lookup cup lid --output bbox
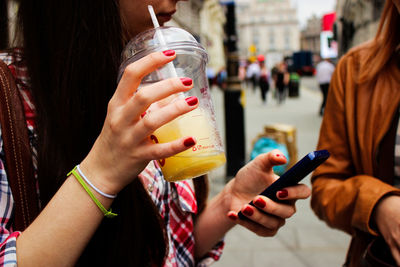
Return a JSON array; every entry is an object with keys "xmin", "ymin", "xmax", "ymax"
[{"xmin": 121, "ymin": 26, "xmax": 207, "ymax": 63}]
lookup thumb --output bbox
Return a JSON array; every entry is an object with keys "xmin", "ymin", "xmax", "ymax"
[{"xmin": 252, "ymin": 149, "xmax": 287, "ymax": 172}]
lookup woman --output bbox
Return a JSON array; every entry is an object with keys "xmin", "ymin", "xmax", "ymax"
[
  {"xmin": 274, "ymin": 62, "xmax": 289, "ymax": 104},
  {"xmin": 0, "ymin": 0, "xmax": 310, "ymax": 266},
  {"xmin": 311, "ymin": 0, "xmax": 400, "ymax": 266}
]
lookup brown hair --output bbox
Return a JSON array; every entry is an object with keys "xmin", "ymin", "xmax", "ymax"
[
  {"xmin": 358, "ymin": 1, "xmax": 400, "ymax": 84},
  {"xmin": 15, "ymin": 0, "xmax": 208, "ymax": 265}
]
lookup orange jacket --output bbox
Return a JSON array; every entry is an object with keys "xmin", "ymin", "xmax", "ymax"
[{"xmin": 311, "ymin": 43, "xmax": 400, "ymax": 266}]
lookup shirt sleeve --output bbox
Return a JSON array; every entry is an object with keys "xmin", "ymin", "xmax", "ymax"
[
  {"xmin": 196, "ymin": 240, "xmax": 225, "ymax": 267},
  {"xmin": 0, "ymin": 125, "xmax": 20, "ymax": 266}
]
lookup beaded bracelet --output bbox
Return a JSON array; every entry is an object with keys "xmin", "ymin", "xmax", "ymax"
[{"xmin": 68, "ymin": 166, "xmax": 117, "ymax": 218}]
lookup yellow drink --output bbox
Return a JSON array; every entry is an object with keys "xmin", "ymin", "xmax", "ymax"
[{"xmin": 152, "ymin": 108, "xmax": 226, "ymax": 182}]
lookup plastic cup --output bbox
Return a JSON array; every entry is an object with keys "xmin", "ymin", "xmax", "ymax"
[{"xmin": 118, "ymin": 26, "xmax": 226, "ymax": 182}]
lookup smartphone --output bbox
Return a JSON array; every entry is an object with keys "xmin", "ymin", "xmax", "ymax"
[{"xmin": 238, "ymin": 149, "xmax": 330, "ymax": 220}]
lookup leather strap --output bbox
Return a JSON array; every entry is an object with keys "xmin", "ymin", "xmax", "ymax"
[{"xmin": 0, "ymin": 59, "xmax": 39, "ymax": 230}]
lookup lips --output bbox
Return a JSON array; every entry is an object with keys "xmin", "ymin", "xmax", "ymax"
[{"xmin": 157, "ymin": 10, "xmax": 176, "ymax": 24}]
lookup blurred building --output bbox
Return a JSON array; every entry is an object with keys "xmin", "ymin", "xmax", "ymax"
[
  {"xmin": 236, "ymin": 0, "xmax": 300, "ymax": 70},
  {"xmin": 335, "ymin": 0, "xmax": 385, "ymax": 56},
  {"xmin": 170, "ymin": 0, "xmax": 226, "ymax": 74},
  {"xmin": 300, "ymin": 15, "xmax": 321, "ymax": 58},
  {"xmin": 169, "ymin": 0, "xmax": 204, "ymax": 40},
  {"xmin": 200, "ymin": 0, "xmax": 226, "ymax": 74}
]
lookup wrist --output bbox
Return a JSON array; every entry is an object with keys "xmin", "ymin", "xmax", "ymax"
[
  {"xmin": 370, "ymin": 193, "xmax": 400, "ymax": 234},
  {"xmin": 79, "ymin": 158, "xmax": 121, "ymax": 196},
  {"xmin": 76, "ymin": 165, "xmax": 117, "ymax": 199},
  {"xmin": 217, "ymin": 179, "xmax": 238, "ymax": 223}
]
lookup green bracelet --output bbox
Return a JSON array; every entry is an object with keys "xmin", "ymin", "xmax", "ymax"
[{"xmin": 68, "ymin": 166, "xmax": 117, "ymax": 218}]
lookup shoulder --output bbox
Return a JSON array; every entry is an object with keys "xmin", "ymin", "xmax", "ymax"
[{"xmin": 337, "ymin": 42, "xmax": 372, "ymax": 71}]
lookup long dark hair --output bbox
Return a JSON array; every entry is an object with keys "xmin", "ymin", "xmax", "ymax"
[{"xmin": 16, "ymin": 0, "xmax": 184, "ymax": 265}]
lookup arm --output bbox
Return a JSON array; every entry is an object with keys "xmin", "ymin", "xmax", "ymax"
[
  {"xmin": 194, "ymin": 150, "xmax": 310, "ymax": 258},
  {"xmin": 310, "ymin": 55, "xmax": 400, "ymax": 235},
  {"xmin": 15, "ymin": 51, "xmax": 200, "ymax": 266}
]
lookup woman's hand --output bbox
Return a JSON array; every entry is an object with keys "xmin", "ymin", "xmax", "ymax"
[
  {"xmin": 225, "ymin": 150, "xmax": 311, "ymax": 236},
  {"xmin": 80, "ymin": 51, "xmax": 198, "ymax": 195},
  {"xmin": 373, "ymin": 195, "xmax": 400, "ymax": 265}
]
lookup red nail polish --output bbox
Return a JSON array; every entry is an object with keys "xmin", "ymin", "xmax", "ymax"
[
  {"xmin": 140, "ymin": 111, "xmax": 146, "ymax": 118},
  {"xmin": 243, "ymin": 206, "xmax": 254, "ymax": 216},
  {"xmin": 276, "ymin": 154, "xmax": 281, "ymax": 157},
  {"xmin": 180, "ymin": 77, "xmax": 193, "ymax": 86},
  {"xmin": 254, "ymin": 198, "xmax": 266, "ymax": 209},
  {"xmin": 278, "ymin": 189, "xmax": 288, "ymax": 199},
  {"xmin": 163, "ymin": 50, "xmax": 175, "ymax": 56},
  {"xmin": 185, "ymin": 96, "xmax": 198, "ymax": 106},
  {"xmin": 228, "ymin": 213, "xmax": 238, "ymax": 220},
  {"xmin": 184, "ymin": 137, "xmax": 196, "ymax": 147}
]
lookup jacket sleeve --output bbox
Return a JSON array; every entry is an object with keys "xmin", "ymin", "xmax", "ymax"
[
  {"xmin": 0, "ymin": 126, "xmax": 20, "ymax": 266},
  {"xmin": 311, "ymin": 55, "xmax": 400, "ymax": 236}
]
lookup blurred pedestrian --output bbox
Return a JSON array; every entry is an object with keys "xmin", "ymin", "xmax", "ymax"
[
  {"xmin": 274, "ymin": 62, "xmax": 289, "ymax": 104},
  {"xmin": 207, "ymin": 66, "xmax": 216, "ymax": 89},
  {"xmin": 246, "ymin": 59, "xmax": 260, "ymax": 92},
  {"xmin": 315, "ymin": 58, "xmax": 335, "ymax": 116},
  {"xmin": 311, "ymin": 1, "xmax": 400, "ymax": 266},
  {"xmin": 257, "ymin": 55, "xmax": 270, "ymax": 105},
  {"xmin": 215, "ymin": 67, "xmax": 227, "ymax": 90}
]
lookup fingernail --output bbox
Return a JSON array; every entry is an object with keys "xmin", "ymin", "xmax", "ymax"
[
  {"xmin": 254, "ymin": 198, "xmax": 266, "ymax": 209},
  {"xmin": 184, "ymin": 137, "xmax": 196, "ymax": 147},
  {"xmin": 185, "ymin": 96, "xmax": 198, "ymax": 106},
  {"xmin": 163, "ymin": 50, "xmax": 175, "ymax": 56},
  {"xmin": 278, "ymin": 189, "xmax": 288, "ymax": 199},
  {"xmin": 180, "ymin": 77, "xmax": 193, "ymax": 86},
  {"xmin": 243, "ymin": 206, "xmax": 254, "ymax": 216},
  {"xmin": 276, "ymin": 154, "xmax": 281, "ymax": 157},
  {"xmin": 140, "ymin": 111, "xmax": 146, "ymax": 118},
  {"xmin": 228, "ymin": 213, "xmax": 238, "ymax": 221}
]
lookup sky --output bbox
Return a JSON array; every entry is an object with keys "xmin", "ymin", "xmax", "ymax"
[{"xmin": 290, "ymin": 0, "xmax": 336, "ymax": 28}]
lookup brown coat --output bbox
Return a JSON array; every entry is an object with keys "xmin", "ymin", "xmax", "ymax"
[{"xmin": 311, "ymin": 43, "xmax": 400, "ymax": 266}]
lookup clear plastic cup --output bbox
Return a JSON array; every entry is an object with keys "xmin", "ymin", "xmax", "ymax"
[{"xmin": 119, "ymin": 26, "xmax": 226, "ymax": 182}]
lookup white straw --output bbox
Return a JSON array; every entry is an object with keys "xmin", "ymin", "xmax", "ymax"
[
  {"xmin": 148, "ymin": 5, "xmax": 160, "ymax": 28},
  {"xmin": 147, "ymin": 5, "xmax": 178, "ymax": 78}
]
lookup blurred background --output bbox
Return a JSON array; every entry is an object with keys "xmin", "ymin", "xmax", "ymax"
[{"xmin": 0, "ymin": 0, "xmax": 385, "ymax": 266}]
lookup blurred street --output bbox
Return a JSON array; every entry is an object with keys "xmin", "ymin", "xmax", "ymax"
[{"xmin": 208, "ymin": 76, "xmax": 351, "ymax": 267}]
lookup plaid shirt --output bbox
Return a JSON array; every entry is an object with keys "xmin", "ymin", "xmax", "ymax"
[{"xmin": 0, "ymin": 50, "xmax": 223, "ymax": 266}]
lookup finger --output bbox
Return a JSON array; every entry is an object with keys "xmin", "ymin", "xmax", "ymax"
[
  {"xmin": 114, "ymin": 50, "xmax": 177, "ymax": 103},
  {"xmin": 136, "ymin": 96, "xmax": 199, "ymax": 138},
  {"xmin": 252, "ymin": 196, "xmax": 296, "ymax": 219},
  {"xmin": 240, "ymin": 204, "xmax": 286, "ymax": 229},
  {"xmin": 143, "ymin": 136, "xmax": 197, "ymax": 162},
  {"xmin": 253, "ymin": 149, "xmax": 287, "ymax": 172},
  {"xmin": 276, "ymin": 184, "xmax": 311, "ymax": 201},
  {"xmin": 229, "ymin": 209, "xmax": 282, "ymax": 237},
  {"xmin": 125, "ymin": 77, "xmax": 193, "ymax": 120},
  {"xmin": 389, "ymin": 245, "xmax": 400, "ymax": 266}
]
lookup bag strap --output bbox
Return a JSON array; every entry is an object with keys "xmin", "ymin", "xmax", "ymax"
[{"xmin": 0, "ymin": 59, "xmax": 39, "ymax": 230}]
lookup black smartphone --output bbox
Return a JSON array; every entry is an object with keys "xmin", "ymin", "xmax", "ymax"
[{"xmin": 238, "ymin": 149, "xmax": 330, "ymax": 220}]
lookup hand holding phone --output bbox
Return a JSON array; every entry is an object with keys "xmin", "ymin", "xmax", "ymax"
[{"xmin": 238, "ymin": 149, "xmax": 330, "ymax": 220}]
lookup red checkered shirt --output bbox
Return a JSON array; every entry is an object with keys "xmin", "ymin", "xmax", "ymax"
[{"xmin": 0, "ymin": 49, "xmax": 224, "ymax": 266}]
